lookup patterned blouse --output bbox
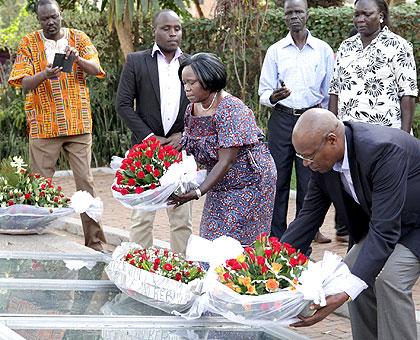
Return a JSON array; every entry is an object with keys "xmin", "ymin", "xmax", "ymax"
[
  {"xmin": 8, "ymin": 28, "xmax": 105, "ymax": 139},
  {"xmin": 329, "ymin": 27, "xmax": 417, "ymax": 129}
]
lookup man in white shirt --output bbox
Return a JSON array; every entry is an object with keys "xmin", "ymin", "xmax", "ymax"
[
  {"xmin": 258, "ymin": 0, "xmax": 334, "ymax": 243},
  {"xmin": 116, "ymin": 10, "xmax": 192, "ymax": 254},
  {"xmin": 282, "ymin": 108, "xmax": 420, "ymax": 340}
]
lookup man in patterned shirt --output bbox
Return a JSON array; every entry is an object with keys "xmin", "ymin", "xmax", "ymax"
[{"xmin": 8, "ymin": 0, "xmax": 107, "ymax": 251}]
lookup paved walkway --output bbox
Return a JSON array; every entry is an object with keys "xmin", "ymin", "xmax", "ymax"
[{"xmin": 55, "ymin": 171, "xmax": 420, "ymax": 339}]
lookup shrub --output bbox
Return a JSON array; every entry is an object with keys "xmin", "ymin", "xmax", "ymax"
[{"xmin": 1, "ymin": 4, "xmax": 419, "ymax": 168}]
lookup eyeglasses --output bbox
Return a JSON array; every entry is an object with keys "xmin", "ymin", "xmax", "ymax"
[{"xmin": 296, "ymin": 138, "xmax": 327, "ymax": 163}]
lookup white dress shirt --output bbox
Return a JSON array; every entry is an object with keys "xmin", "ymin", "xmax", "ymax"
[
  {"xmin": 41, "ymin": 28, "xmax": 68, "ymax": 65},
  {"xmin": 258, "ymin": 30, "xmax": 334, "ymax": 109},
  {"xmin": 152, "ymin": 43, "xmax": 182, "ymax": 136},
  {"xmin": 333, "ymin": 136, "xmax": 368, "ymax": 300}
]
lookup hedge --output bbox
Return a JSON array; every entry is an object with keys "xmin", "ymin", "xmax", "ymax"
[{"xmin": 1, "ymin": 4, "xmax": 419, "ymax": 167}]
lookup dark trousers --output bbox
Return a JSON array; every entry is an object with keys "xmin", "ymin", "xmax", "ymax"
[
  {"xmin": 268, "ymin": 107, "xmax": 311, "ymax": 238},
  {"xmin": 335, "ymin": 209, "xmax": 349, "ymax": 236}
]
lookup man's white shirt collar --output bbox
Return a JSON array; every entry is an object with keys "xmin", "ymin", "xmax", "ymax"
[
  {"xmin": 151, "ymin": 43, "xmax": 182, "ymax": 62},
  {"xmin": 278, "ymin": 29, "xmax": 315, "ymax": 50}
]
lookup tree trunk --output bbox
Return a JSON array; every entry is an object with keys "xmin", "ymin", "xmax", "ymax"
[
  {"xmin": 192, "ymin": 0, "xmax": 204, "ymax": 18},
  {"xmin": 115, "ymin": 7, "xmax": 134, "ymax": 59}
]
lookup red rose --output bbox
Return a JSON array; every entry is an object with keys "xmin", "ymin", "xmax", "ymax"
[
  {"xmin": 135, "ymin": 161, "xmax": 142, "ymax": 168},
  {"xmin": 54, "ymin": 196, "xmax": 59, "ymax": 202},
  {"xmin": 297, "ymin": 253, "xmax": 307, "ymax": 265},
  {"xmin": 158, "ymin": 152, "xmax": 165, "ymax": 160},
  {"xmin": 24, "ymin": 193, "xmax": 31, "ymax": 199},
  {"xmin": 128, "ymin": 178, "xmax": 136, "ymax": 186},
  {"xmin": 264, "ymin": 249, "xmax": 273, "ymax": 258},
  {"xmin": 163, "ymin": 263, "xmax": 173, "ymax": 271},
  {"xmin": 153, "ymin": 169, "xmax": 160, "ymax": 177},
  {"xmin": 145, "ymin": 150, "xmax": 154, "ymax": 158},
  {"xmin": 139, "ymin": 143, "xmax": 147, "ymax": 150},
  {"xmin": 116, "ymin": 176, "xmax": 123, "ymax": 185},
  {"xmin": 261, "ymin": 265, "xmax": 268, "ymax": 274},
  {"xmin": 289, "ymin": 258, "xmax": 298, "ymax": 267},
  {"xmin": 164, "ymin": 161, "xmax": 171, "ymax": 168},
  {"xmin": 241, "ymin": 262, "xmax": 249, "ymax": 270},
  {"xmin": 120, "ymin": 188, "xmax": 129, "ymax": 195},
  {"xmin": 223, "ymin": 272, "xmax": 231, "ymax": 281},
  {"xmin": 135, "ymin": 187, "xmax": 144, "ymax": 194},
  {"xmin": 126, "ymin": 158, "xmax": 133, "ymax": 165},
  {"xmin": 150, "ymin": 183, "xmax": 157, "ymax": 190},
  {"xmin": 120, "ymin": 163, "xmax": 128, "ymax": 170},
  {"xmin": 57, "ymin": 186, "xmax": 62, "ymax": 191},
  {"xmin": 145, "ymin": 164, "xmax": 153, "ymax": 173},
  {"xmin": 257, "ymin": 256, "xmax": 265, "ymax": 266},
  {"xmin": 226, "ymin": 259, "xmax": 242, "ymax": 271},
  {"xmin": 39, "ymin": 192, "xmax": 45, "ymax": 197},
  {"xmin": 7, "ymin": 201, "xmax": 14, "ymax": 206},
  {"xmin": 269, "ymin": 236, "xmax": 279, "ymax": 243},
  {"xmin": 137, "ymin": 171, "xmax": 145, "ymax": 179},
  {"xmin": 40, "ymin": 183, "xmax": 46, "ymax": 190},
  {"xmin": 175, "ymin": 273, "xmax": 182, "ymax": 281}
]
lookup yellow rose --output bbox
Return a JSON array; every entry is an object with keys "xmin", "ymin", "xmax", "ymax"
[
  {"xmin": 238, "ymin": 276, "xmax": 251, "ymax": 287},
  {"xmin": 271, "ymin": 262, "xmax": 283, "ymax": 273},
  {"xmin": 236, "ymin": 254, "xmax": 246, "ymax": 263},
  {"xmin": 265, "ymin": 278, "xmax": 280, "ymax": 292},
  {"xmin": 247, "ymin": 285, "xmax": 257, "ymax": 295},
  {"xmin": 215, "ymin": 266, "xmax": 224, "ymax": 274}
]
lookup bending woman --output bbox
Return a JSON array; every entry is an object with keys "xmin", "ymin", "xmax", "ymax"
[{"xmin": 170, "ymin": 53, "xmax": 277, "ymax": 246}]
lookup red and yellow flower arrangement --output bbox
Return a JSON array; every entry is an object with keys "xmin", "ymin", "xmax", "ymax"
[{"xmin": 215, "ymin": 233, "xmax": 308, "ymax": 295}]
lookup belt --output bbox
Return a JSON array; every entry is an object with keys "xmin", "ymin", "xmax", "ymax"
[{"xmin": 274, "ymin": 103, "xmax": 320, "ymax": 116}]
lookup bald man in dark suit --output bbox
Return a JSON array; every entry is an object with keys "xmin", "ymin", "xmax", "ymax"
[{"xmin": 282, "ymin": 109, "xmax": 420, "ymax": 340}]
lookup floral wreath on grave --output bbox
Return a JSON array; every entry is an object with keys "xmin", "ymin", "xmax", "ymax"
[{"xmin": 0, "ymin": 156, "xmax": 102, "ymax": 234}]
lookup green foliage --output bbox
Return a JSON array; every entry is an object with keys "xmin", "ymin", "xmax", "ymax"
[
  {"xmin": 1, "ymin": 4, "xmax": 419, "ymax": 170},
  {"xmin": 0, "ymin": 4, "xmax": 38, "ymax": 51},
  {"xmin": 413, "ymin": 104, "xmax": 420, "ymax": 139}
]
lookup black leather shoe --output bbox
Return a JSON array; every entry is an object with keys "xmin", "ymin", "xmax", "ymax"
[
  {"xmin": 314, "ymin": 232, "xmax": 332, "ymax": 244},
  {"xmin": 335, "ymin": 234, "xmax": 349, "ymax": 243}
]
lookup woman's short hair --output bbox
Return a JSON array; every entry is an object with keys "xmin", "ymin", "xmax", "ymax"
[
  {"xmin": 354, "ymin": 0, "xmax": 389, "ymax": 28},
  {"xmin": 178, "ymin": 53, "xmax": 227, "ymax": 92}
]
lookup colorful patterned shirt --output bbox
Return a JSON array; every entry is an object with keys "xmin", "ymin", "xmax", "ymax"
[
  {"xmin": 329, "ymin": 27, "xmax": 418, "ymax": 129},
  {"xmin": 8, "ymin": 28, "xmax": 105, "ymax": 138}
]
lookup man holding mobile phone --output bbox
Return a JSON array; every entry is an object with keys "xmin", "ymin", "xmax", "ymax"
[
  {"xmin": 258, "ymin": 0, "xmax": 334, "ymax": 242},
  {"xmin": 8, "ymin": 0, "xmax": 107, "ymax": 252}
]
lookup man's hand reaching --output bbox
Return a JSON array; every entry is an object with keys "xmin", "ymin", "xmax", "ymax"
[{"xmin": 290, "ymin": 292, "xmax": 349, "ymax": 327}]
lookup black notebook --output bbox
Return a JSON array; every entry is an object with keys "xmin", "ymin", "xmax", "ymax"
[{"xmin": 52, "ymin": 53, "xmax": 75, "ymax": 73}]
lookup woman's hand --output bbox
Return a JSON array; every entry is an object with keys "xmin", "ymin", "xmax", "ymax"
[{"xmin": 168, "ymin": 191, "xmax": 198, "ymax": 208}]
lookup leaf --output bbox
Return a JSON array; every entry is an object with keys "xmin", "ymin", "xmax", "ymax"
[{"xmin": 144, "ymin": 174, "xmax": 153, "ymax": 184}]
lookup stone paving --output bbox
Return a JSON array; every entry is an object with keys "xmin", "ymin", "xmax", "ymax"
[{"xmin": 55, "ymin": 172, "xmax": 420, "ymax": 339}]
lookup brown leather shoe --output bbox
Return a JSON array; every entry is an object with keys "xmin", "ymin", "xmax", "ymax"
[
  {"xmin": 314, "ymin": 232, "xmax": 332, "ymax": 244},
  {"xmin": 336, "ymin": 234, "xmax": 349, "ymax": 243}
]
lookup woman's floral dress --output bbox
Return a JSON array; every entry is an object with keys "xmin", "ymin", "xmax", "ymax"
[{"xmin": 182, "ymin": 96, "xmax": 277, "ymax": 246}]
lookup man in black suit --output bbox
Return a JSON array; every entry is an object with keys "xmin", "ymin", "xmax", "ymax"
[
  {"xmin": 282, "ymin": 109, "xmax": 420, "ymax": 340},
  {"xmin": 116, "ymin": 9, "xmax": 192, "ymax": 254}
]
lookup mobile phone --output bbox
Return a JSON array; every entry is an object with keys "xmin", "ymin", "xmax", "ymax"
[{"xmin": 52, "ymin": 53, "xmax": 75, "ymax": 73}]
